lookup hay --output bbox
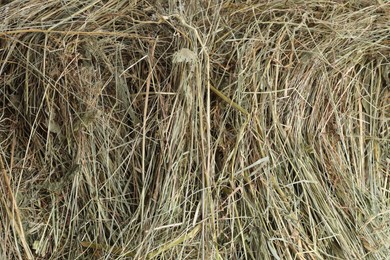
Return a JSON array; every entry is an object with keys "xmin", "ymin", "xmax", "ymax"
[{"xmin": 0, "ymin": 0, "xmax": 389, "ymax": 259}]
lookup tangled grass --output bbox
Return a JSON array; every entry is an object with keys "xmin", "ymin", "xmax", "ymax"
[{"xmin": 0, "ymin": 0, "xmax": 389, "ymax": 259}]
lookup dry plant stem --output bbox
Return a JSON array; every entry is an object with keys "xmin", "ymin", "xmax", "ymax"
[
  {"xmin": 0, "ymin": 142, "xmax": 33, "ymax": 259},
  {"xmin": 209, "ymin": 84, "xmax": 249, "ymax": 116},
  {"xmin": 0, "ymin": 28, "xmax": 155, "ymax": 40},
  {"xmin": 141, "ymin": 39, "xmax": 157, "ymax": 227}
]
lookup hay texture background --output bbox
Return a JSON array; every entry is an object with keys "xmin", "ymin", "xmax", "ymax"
[{"xmin": 0, "ymin": 0, "xmax": 389, "ymax": 259}]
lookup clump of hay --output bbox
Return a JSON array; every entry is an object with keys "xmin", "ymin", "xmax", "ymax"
[{"xmin": 0, "ymin": 0, "xmax": 389, "ymax": 259}]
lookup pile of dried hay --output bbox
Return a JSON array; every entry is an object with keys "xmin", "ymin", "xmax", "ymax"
[{"xmin": 1, "ymin": 0, "xmax": 389, "ymax": 259}]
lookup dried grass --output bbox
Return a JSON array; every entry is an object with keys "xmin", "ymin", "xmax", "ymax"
[{"xmin": 0, "ymin": 0, "xmax": 389, "ymax": 259}]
